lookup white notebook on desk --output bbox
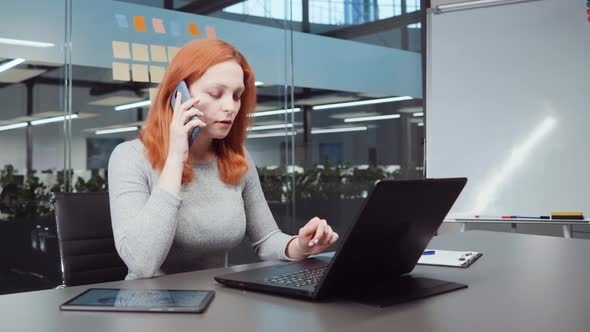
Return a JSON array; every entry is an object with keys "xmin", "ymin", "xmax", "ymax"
[{"xmin": 417, "ymin": 249, "xmax": 482, "ymax": 268}]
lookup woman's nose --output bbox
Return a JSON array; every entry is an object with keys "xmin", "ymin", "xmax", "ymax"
[{"xmin": 222, "ymin": 97, "xmax": 237, "ymax": 113}]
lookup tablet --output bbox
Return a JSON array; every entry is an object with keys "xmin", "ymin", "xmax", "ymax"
[{"xmin": 60, "ymin": 288, "xmax": 215, "ymax": 313}]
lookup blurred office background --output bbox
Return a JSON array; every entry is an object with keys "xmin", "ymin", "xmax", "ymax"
[{"xmin": 0, "ymin": 0, "xmax": 425, "ymax": 294}]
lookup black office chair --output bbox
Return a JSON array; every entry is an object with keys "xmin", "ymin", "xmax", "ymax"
[{"xmin": 52, "ymin": 192, "xmax": 127, "ymax": 287}]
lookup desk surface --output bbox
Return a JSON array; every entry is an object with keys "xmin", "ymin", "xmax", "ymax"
[{"xmin": 2, "ymin": 231, "xmax": 590, "ymax": 332}]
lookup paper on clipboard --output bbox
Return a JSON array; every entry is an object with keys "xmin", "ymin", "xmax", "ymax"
[{"xmin": 418, "ymin": 249, "xmax": 482, "ymax": 268}]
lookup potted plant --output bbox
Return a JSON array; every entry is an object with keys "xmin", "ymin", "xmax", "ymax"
[{"xmin": 0, "ymin": 166, "xmax": 55, "ymax": 276}]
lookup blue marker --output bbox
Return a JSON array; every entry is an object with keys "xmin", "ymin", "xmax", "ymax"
[{"xmin": 422, "ymin": 250, "xmax": 436, "ymax": 255}]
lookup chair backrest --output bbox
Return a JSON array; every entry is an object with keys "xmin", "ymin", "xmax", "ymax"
[{"xmin": 52, "ymin": 192, "xmax": 127, "ymax": 286}]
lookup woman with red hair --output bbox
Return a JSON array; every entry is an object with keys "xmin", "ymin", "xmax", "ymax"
[{"xmin": 108, "ymin": 39, "xmax": 338, "ymax": 280}]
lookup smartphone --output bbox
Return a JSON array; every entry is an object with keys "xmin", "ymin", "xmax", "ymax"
[
  {"xmin": 60, "ymin": 288, "xmax": 215, "ymax": 313},
  {"xmin": 171, "ymin": 80, "xmax": 200, "ymax": 147}
]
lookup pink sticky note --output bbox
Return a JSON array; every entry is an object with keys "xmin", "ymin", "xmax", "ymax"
[
  {"xmin": 205, "ymin": 25, "xmax": 217, "ymax": 39},
  {"xmin": 152, "ymin": 18, "xmax": 166, "ymax": 34}
]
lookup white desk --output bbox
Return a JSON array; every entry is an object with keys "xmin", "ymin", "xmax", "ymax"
[{"xmin": 443, "ymin": 218, "xmax": 590, "ymax": 238}]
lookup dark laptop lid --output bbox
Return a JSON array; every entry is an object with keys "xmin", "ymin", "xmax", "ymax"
[{"xmin": 313, "ymin": 177, "xmax": 467, "ymax": 298}]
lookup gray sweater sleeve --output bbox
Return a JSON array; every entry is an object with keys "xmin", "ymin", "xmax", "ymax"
[
  {"xmin": 108, "ymin": 142, "xmax": 182, "ymax": 279},
  {"xmin": 242, "ymin": 151, "xmax": 297, "ymax": 261}
]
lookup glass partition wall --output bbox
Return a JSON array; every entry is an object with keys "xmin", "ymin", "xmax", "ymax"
[
  {"xmin": 0, "ymin": 0, "xmax": 67, "ymax": 293},
  {"xmin": 0, "ymin": 0, "xmax": 424, "ymax": 294},
  {"xmin": 217, "ymin": 0, "xmax": 426, "ymax": 239}
]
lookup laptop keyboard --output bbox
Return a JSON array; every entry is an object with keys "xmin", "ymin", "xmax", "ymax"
[{"xmin": 263, "ymin": 266, "xmax": 327, "ymax": 288}]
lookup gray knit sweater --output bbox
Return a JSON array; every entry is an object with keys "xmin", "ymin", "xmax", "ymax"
[{"xmin": 107, "ymin": 139, "xmax": 295, "ymax": 280}]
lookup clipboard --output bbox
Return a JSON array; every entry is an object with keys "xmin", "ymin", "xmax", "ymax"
[{"xmin": 417, "ymin": 249, "xmax": 482, "ymax": 268}]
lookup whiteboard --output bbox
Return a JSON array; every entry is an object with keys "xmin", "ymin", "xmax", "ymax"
[{"xmin": 426, "ymin": 0, "xmax": 590, "ymax": 218}]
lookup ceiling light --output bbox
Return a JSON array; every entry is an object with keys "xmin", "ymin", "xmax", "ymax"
[
  {"xmin": 398, "ymin": 106, "xmax": 423, "ymax": 114},
  {"xmin": 413, "ymin": 112, "xmax": 424, "ymax": 117},
  {"xmin": 0, "ymin": 58, "xmax": 25, "ymax": 73},
  {"xmin": 417, "ymin": 122, "xmax": 424, "ymax": 127},
  {"xmin": 434, "ymin": 0, "xmax": 540, "ymax": 14},
  {"xmin": 248, "ymin": 123, "xmax": 293, "ymax": 131},
  {"xmin": 344, "ymin": 114, "xmax": 400, "ymax": 123},
  {"xmin": 248, "ymin": 131, "xmax": 297, "ymax": 138},
  {"xmin": 251, "ymin": 108, "xmax": 301, "ymax": 117},
  {"xmin": 312, "ymin": 96, "xmax": 413, "ymax": 110},
  {"xmin": 30, "ymin": 114, "xmax": 79, "ymax": 125},
  {"xmin": 96, "ymin": 126, "xmax": 139, "ymax": 135},
  {"xmin": 115, "ymin": 100, "xmax": 151, "ymax": 111},
  {"xmin": 0, "ymin": 37, "xmax": 54, "ymax": 48},
  {"xmin": 311, "ymin": 126, "xmax": 367, "ymax": 134},
  {"xmin": 89, "ymin": 96, "xmax": 146, "ymax": 106},
  {"xmin": 0, "ymin": 122, "xmax": 28, "ymax": 132}
]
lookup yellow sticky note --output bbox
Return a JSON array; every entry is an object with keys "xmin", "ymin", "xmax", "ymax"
[
  {"xmin": 149, "ymin": 87, "xmax": 159, "ymax": 101},
  {"xmin": 112, "ymin": 62, "xmax": 130, "ymax": 81},
  {"xmin": 167, "ymin": 46, "xmax": 180, "ymax": 62},
  {"xmin": 150, "ymin": 45, "xmax": 168, "ymax": 62},
  {"xmin": 131, "ymin": 64, "xmax": 149, "ymax": 82},
  {"xmin": 112, "ymin": 41, "xmax": 131, "ymax": 59},
  {"xmin": 131, "ymin": 43, "xmax": 150, "ymax": 61},
  {"xmin": 149, "ymin": 65, "xmax": 166, "ymax": 83}
]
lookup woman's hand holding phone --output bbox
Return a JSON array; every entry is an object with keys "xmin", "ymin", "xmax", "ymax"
[
  {"xmin": 168, "ymin": 91, "xmax": 206, "ymax": 163},
  {"xmin": 158, "ymin": 92, "xmax": 205, "ymax": 197}
]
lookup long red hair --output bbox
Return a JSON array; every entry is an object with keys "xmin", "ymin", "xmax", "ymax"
[{"xmin": 140, "ymin": 39, "xmax": 255, "ymax": 185}]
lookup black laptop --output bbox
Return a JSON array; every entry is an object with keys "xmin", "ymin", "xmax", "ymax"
[{"xmin": 215, "ymin": 178, "xmax": 468, "ymax": 306}]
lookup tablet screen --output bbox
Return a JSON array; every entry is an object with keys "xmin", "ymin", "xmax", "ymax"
[{"xmin": 61, "ymin": 288, "xmax": 214, "ymax": 313}]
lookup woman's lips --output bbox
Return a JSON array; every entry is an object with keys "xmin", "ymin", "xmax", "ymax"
[{"xmin": 216, "ymin": 120, "xmax": 232, "ymax": 127}]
